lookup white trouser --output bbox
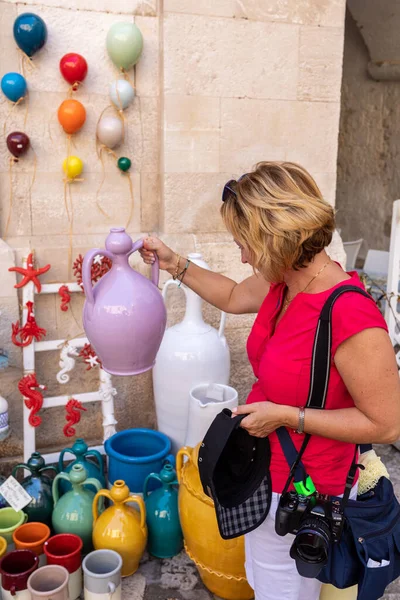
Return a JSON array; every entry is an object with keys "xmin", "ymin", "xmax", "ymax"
[{"xmin": 245, "ymin": 487, "xmax": 358, "ymax": 600}]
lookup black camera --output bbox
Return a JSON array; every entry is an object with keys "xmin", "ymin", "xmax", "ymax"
[{"xmin": 275, "ymin": 490, "xmax": 345, "ymax": 578}]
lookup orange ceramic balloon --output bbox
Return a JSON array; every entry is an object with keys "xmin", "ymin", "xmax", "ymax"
[{"xmin": 58, "ymin": 99, "xmax": 86, "ymax": 134}]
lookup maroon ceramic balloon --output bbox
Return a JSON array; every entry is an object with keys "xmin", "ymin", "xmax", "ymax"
[{"xmin": 6, "ymin": 131, "xmax": 30, "ymax": 158}]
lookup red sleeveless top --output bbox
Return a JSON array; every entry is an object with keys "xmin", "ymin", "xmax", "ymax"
[{"xmin": 246, "ymin": 271, "xmax": 388, "ymax": 495}]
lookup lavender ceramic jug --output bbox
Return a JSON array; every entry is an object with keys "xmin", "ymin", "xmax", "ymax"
[{"xmin": 82, "ymin": 228, "xmax": 167, "ymax": 376}]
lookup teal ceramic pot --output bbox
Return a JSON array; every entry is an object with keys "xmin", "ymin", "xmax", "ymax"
[
  {"xmin": 58, "ymin": 439, "xmax": 106, "ymax": 495},
  {"xmin": 52, "ymin": 464, "xmax": 102, "ymax": 554},
  {"xmin": 143, "ymin": 463, "xmax": 183, "ymax": 558},
  {"xmin": 12, "ymin": 452, "xmax": 57, "ymax": 526}
]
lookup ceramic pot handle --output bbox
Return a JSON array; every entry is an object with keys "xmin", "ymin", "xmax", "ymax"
[
  {"xmin": 38, "ymin": 464, "xmax": 58, "ymax": 477},
  {"xmin": 82, "ymin": 248, "xmax": 114, "ymax": 305},
  {"xmin": 108, "ymin": 582, "xmax": 116, "ymax": 594},
  {"xmin": 52, "ymin": 473, "xmax": 71, "ymax": 504},
  {"xmin": 85, "ymin": 450, "xmax": 105, "ymax": 477},
  {"xmin": 129, "ymin": 239, "xmax": 160, "ymax": 288},
  {"xmin": 12, "ymin": 463, "xmax": 33, "ymax": 478},
  {"xmin": 124, "ymin": 495, "xmax": 146, "ymax": 531},
  {"xmin": 10, "ymin": 584, "xmax": 16, "ymax": 597},
  {"xmin": 58, "ymin": 448, "xmax": 73, "ymax": 472},
  {"xmin": 92, "ymin": 489, "xmax": 111, "ymax": 522},
  {"xmin": 143, "ymin": 473, "xmax": 161, "ymax": 498},
  {"xmin": 176, "ymin": 447, "xmax": 192, "ymax": 484},
  {"xmin": 161, "ymin": 279, "xmax": 181, "ymax": 301}
]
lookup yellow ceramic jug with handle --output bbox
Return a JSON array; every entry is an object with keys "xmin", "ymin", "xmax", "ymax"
[
  {"xmin": 92, "ymin": 479, "xmax": 147, "ymax": 577},
  {"xmin": 177, "ymin": 444, "xmax": 254, "ymax": 600}
]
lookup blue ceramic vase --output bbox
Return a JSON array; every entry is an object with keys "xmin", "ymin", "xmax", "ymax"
[
  {"xmin": 12, "ymin": 452, "xmax": 57, "ymax": 526},
  {"xmin": 143, "ymin": 463, "xmax": 183, "ymax": 558}
]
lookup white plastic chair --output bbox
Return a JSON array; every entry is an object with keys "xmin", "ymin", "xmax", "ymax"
[
  {"xmin": 363, "ymin": 249, "xmax": 390, "ymax": 278},
  {"xmin": 343, "ymin": 239, "xmax": 363, "ymax": 270}
]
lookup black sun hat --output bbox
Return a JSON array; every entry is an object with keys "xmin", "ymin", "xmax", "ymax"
[{"xmin": 198, "ymin": 408, "xmax": 272, "ymax": 539}]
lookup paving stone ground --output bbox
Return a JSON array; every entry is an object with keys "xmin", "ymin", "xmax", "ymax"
[{"xmin": 120, "ymin": 444, "xmax": 400, "ymax": 600}]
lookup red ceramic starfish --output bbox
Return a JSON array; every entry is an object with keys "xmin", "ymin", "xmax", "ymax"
[{"xmin": 8, "ymin": 252, "xmax": 51, "ymax": 293}]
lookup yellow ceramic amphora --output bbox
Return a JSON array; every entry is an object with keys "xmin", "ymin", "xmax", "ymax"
[
  {"xmin": 177, "ymin": 444, "xmax": 254, "ymax": 600},
  {"xmin": 92, "ymin": 480, "xmax": 147, "ymax": 577}
]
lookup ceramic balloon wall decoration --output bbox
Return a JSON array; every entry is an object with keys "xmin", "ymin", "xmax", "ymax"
[
  {"xmin": 94, "ymin": 21, "xmax": 144, "ymax": 229},
  {"xmin": 4, "ymin": 131, "xmax": 36, "ymax": 239},
  {"xmin": 57, "ymin": 53, "xmax": 88, "ymax": 275},
  {"xmin": 109, "ymin": 79, "xmax": 135, "ymax": 111},
  {"xmin": 13, "ymin": 13, "xmax": 47, "ymax": 62},
  {"xmin": 106, "ymin": 22, "xmax": 143, "ymax": 72},
  {"xmin": 1, "ymin": 72, "xmax": 27, "ymax": 103},
  {"xmin": 60, "ymin": 53, "xmax": 88, "ymax": 91}
]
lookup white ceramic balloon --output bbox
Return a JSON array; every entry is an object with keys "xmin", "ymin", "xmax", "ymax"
[
  {"xmin": 109, "ymin": 80, "xmax": 135, "ymax": 110},
  {"xmin": 97, "ymin": 116, "xmax": 124, "ymax": 149}
]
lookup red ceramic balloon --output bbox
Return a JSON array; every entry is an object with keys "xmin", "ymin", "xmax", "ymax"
[
  {"xmin": 59, "ymin": 53, "xmax": 88, "ymax": 87},
  {"xmin": 6, "ymin": 131, "xmax": 30, "ymax": 158}
]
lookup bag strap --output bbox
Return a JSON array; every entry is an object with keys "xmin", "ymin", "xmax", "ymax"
[{"xmin": 277, "ymin": 284, "xmax": 374, "ymax": 493}]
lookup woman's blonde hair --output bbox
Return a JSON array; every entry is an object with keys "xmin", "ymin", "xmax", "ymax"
[{"xmin": 220, "ymin": 161, "xmax": 335, "ymax": 282}]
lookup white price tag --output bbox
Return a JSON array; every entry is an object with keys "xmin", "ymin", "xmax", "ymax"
[{"xmin": 0, "ymin": 475, "xmax": 32, "ymax": 511}]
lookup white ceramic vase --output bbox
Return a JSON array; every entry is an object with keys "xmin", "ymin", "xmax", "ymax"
[
  {"xmin": 185, "ymin": 383, "xmax": 238, "ymax": 448},
  {"xmin": 153, "ymin": 253, "xmax": 230, "ymax": 453}
]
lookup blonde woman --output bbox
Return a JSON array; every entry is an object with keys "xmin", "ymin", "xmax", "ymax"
[{"xmin": 139, "ymin": 162, "xmax": 400, "ymax": 600}]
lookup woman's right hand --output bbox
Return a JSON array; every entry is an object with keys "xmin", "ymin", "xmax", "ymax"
[{"xmin": 139, "ymin": 236, "xmax": 176, "ymax": 272}]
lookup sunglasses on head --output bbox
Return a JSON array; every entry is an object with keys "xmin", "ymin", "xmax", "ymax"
[{"xmin": 221, "ymin": 173, "xmax": 249, "ymax": 202}]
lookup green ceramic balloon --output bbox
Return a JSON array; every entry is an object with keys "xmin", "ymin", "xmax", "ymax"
[
  {"xmin": 106, "ymin": 22, "xmax": 143, "ymax": 70},
  {"xmin": 117, "ymin": 157, "xmax": 131, "ymax": 172}
]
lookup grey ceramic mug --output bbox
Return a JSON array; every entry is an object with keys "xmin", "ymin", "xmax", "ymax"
[
  {"xmin": 82, "ymin": 550, "xmax": 122, "ymax": 600},
  {"xmin": 27, "ymin": 565, "xmax": 69, "ymax": 600}
]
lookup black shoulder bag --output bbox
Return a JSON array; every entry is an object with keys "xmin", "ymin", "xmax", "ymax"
[{"xmin": 276, "ymin": 285, "xmax": 400, "ymax": 600}]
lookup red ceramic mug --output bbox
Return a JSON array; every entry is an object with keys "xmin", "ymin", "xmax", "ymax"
[
  {"xmin": 0, "ymin": 549, "xmax": 39, "ymax": 599},
  {"xmin": 44, "ymin": 534, "xmax": 83, "ymax": 600}
]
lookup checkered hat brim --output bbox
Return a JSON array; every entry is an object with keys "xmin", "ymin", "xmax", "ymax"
[{"xmin": 211, "ymin": 472, "xmax": 271, "ymax": 539}]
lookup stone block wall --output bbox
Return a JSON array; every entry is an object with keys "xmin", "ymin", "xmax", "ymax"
[{"xmin": 0, "ymin": 0, "xmax": 346, "ymax": 468}]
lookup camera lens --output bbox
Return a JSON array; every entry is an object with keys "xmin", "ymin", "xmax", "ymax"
[{"xmin": 290, "ymin": 517, "xmax": 331, "ymax": 578}]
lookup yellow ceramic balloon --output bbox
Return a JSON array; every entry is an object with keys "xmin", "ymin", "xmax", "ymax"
[{"xmin": 63, "ymin": 155, "xmax": 83, "ymax": 179}]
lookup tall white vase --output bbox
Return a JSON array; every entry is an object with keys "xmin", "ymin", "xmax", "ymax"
[{"xmin": 153, "ymin": 253, "xmax": 230, "ymax": 454}]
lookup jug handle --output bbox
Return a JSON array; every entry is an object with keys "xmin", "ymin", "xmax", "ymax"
[
  {"xmin": 123, "ymin": 494, "xmax": 146, "ymax": 531},
  {"xmin": 143, "ymin": 473, "xmax": 161, "ymax": 498},
  {"xmin": 128, "ymin": 239, "xmax": 160, "ymax": 288},
  {"xmin": 52, "ymin": 472, "xmax": 71, "ymax": 504},
  {"xmin": 82, "ymin": 248, "xmax": 114, "ymax": 306},
  {"xmin": 58, "ymin": 448, "xmax": 76, "ymax": 472},
  {"xmin": 92, "ymin": 489, "xmax": 111, "ymax": 522},
  {"xmin": 84, "ymin": 450, "xmax": 105, "ymax": 477},
  {"xmin": 161, "ymin": 279, "xmax": 182, "ymax": 302},
  {"xmin": 218, "ymin": 311, "xmax": 227, "ymax": 338},
  {"xmin": 176, "ymin": 447, "xmax": 192, "ymax": 484},
  {"xmin": 38, "ymin": 464, "xmax": 58, "ymax": 477}
]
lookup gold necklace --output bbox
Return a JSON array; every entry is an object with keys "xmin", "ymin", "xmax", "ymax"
[{"xmin": 282, "ymin": 258, "xmax": 331, "ymax": 312}]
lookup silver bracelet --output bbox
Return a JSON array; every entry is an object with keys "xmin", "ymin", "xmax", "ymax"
[{"xmin": 296, "ymin": 407, "xmax": 305, "ymax": 434}]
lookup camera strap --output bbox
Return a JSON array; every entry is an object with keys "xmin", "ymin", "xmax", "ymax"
[{"xmin": 276, "ymin": 284, "xmax": 374, "ymax": 496}]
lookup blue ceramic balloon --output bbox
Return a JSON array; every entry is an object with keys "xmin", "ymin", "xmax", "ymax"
[
  {"xmin": 1, "ymin": 72, "xmax": 27, "ymax": 103},
  {"xmin": 13, "ymin": 13, "xmax": 47, "ymax": 57}
]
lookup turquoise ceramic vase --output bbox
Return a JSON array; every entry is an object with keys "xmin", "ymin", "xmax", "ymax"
[
  {"xmin": 58, "ymin": 438, "xmax": 105, "ymax": 494},
  {"xmin": 12, "ymin": 452, "xmax": 57, "ymax": 526},
  {"xmin": 143, "ymin": 463, "xmax": 183, "ymax": 558},
  {"xmin": 52, "ymin": 464, "xmax": 101, "ymax": 553}
]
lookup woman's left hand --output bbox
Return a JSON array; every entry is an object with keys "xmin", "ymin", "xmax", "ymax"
[{"xmin": 233, "ymin": 402, "xmax": 288, "ymax": 437}]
